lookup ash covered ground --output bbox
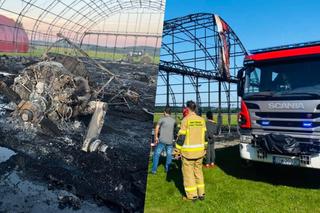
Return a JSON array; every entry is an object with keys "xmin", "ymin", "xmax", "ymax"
[{"xmin": 0, "ymin": 55, "xmax": 157, "ymax": 212}]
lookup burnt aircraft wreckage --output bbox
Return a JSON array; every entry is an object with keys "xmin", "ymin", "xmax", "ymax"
[
  {"xmin": 0, "ymin": 34, "xmax": 144, "ymax": 153},
  {"xmin": 0, "ymin": 34, "xmax": 157, "ymax": 211},
  {"xmin": 0, "ymin": 35, "xmax": 139, "ymax": 152},
  {"xmin": 0, "ymin": 60, "xmax": 108, "ymax": 152}
]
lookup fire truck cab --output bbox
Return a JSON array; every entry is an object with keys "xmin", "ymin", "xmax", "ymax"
[{"xmin": 237, "ymin": 41, "xmax": 320, "ymax": 169}]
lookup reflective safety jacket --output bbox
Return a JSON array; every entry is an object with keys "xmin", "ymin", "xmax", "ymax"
[{"xmin": 176, "ymin": 112, "xmax": 207, "ymax": 159}]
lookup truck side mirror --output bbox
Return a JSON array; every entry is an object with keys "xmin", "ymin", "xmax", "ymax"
[{"xmin": 237, "ymin": 68, "xmax": 245, "ymax": 97}]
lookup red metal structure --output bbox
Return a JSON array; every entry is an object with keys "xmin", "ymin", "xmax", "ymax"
[{"xmin": 0, "ymin": 15, "xmax": 29, "ymax": 53}]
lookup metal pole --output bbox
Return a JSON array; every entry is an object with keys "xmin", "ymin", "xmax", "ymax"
[
  {"xmin": 172, "ymin": 31, "xmax": 174, "ymax": 63},
  {"xmin": 228, "ymin": 81, "xmax": 231, "ymax": 134},
  {"xmin": 205, "ymin": 27, "xmax": 207, "ymax": 71},
  {"xmin": 182, "ymin": 75, "xmax": 185, "ymax": 107},
  {"xmin": 208, "ymin": 79, "xmax": 210, "ymax": 109},
  {"xmin": 153, "ymin": 37, "xmax": 158, "ymax": 61},
  {"xmin": 112, "ymin": 35, "xmax": 118, "ymax": 61},
  {"xmin": 237, "ymin": 94, "xmax": 239, "ymax": 111},
  {"xmin": 166, "ymin": 71, "xmax": 170, "ymax": 107},
  {"xmin": 218, "ymin": 80, "xmax": 222, "ymax": 133},
  {"xmin": 196, "ymin": 77, "xmax": 199, "ymax": 105},
  {"xmin": 95, "ymin": 34, "xmax": 99, "ymax": 58},
  {"xmin": 196, "ymin": 77, "xmax": 202, "ymax": 116}
]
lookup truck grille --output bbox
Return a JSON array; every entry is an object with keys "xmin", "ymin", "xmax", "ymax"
[{"xmin": 254, "ymin": 134, "xmax": 320, "ymax": 155}]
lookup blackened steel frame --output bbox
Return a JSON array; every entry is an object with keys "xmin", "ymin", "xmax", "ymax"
[{"xmin": 157, "ymin": 13, "xmax": 248, "ymax": 131}]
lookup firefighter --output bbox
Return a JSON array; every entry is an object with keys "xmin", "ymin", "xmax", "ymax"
[{"xmin": 176, "ymin": 100, "xmax": 207, "ymax": 201}]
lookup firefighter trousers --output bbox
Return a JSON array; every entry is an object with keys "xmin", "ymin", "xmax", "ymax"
[{"xmin": 182, "ymin": 156, "xmax": 205, "ymax": 199}]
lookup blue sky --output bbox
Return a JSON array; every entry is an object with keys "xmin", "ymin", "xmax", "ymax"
[
  {"xmin": 158, "ymin": 0, "xmax": 320, "ymax": 107},
  {"xmin": 164, "ymin": 0, "xmax": 320, "ymax": 50}
]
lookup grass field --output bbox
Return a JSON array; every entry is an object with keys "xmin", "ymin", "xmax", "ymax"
[
  {"xmin": 145, "ymin": 145, "xmax": 320, "ymax": 213},
  {"xmin": 0, "ymin": 47, "xmax": 160, "ymax": 63},
  {"xmin": 153, "ymin": 113, "xmax": 238, "ymax": 126}
]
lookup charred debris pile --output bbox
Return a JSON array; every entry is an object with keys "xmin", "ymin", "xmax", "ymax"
[{"xmin": 0, "ymin": 40, "xmax": 157, "ymax": 211}]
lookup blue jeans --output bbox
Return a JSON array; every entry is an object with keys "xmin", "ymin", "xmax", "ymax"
[{"xmin": 152, "ymin": 142, "xmax": 173, "ymax": 173}]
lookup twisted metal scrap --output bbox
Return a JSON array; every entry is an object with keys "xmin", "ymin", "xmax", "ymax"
[{"xmin": 41, "ymin": 33, "xmax": 142, "ymax": 109}]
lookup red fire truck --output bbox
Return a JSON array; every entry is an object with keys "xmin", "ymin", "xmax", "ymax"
[{"xmin": 238, "ymin": 41, "xmax": 320, "ymax": 169}]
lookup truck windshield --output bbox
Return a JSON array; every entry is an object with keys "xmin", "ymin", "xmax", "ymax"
[{"xmin": 243, "ymin": 57, "xmax": 320, "ymax": 100}]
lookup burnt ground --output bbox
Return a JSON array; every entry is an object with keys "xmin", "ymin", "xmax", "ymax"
[{"xmin": 0, "ymin": 56, "xmax": 157, "ymax": 212}]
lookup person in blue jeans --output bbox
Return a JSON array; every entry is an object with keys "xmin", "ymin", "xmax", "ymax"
[{"xmin": 151, "ymin": 107, "xmax": 176, "ymax": 174}]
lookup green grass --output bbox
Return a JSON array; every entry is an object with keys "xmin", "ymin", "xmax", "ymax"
[
  {"xmin": 145, "ymin": 145, "xmax": 320, "ymax": 213},
  {"xmin": 0, "ymin": 47, "xmax": 126, "ymax": 59},
  {"xmin": 153, "ymin": 113, "xmax": 238, "ymax": 126},
  {"xmin": 0, "ymin": 47, "xmax": 160, "ymax": 63}
]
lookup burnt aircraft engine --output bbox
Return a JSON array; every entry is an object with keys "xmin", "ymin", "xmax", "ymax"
[{"xmin": 0, "ymin": 61, "xmax": 108, "ymax": 152}]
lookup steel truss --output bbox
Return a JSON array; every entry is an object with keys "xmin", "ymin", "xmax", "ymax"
[{"xmin": 156, "ymin": 13, "xmax": 248, "ymax": 130}]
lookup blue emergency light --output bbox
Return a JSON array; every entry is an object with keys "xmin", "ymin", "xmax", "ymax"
[
  {"xmin": 261, "ymin": 120, "xmax": 270, "ymax": 126},
  {"xmin": 302, "ymin": 121, "xmax": 313, "ymax": 128}
]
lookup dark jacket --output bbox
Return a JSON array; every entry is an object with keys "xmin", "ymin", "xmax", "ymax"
[{"xmin": 206, "ymin": 120, "xmax": 220, "ymax": 144}]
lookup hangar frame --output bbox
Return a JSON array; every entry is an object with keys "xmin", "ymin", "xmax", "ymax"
[
  {"xmin": 0, "ymin": 0, "xmax": 165, "ymax": 63},
  {"xmin": 156, "ymin": 13, "xmax": 248, "ymax": 131}
]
